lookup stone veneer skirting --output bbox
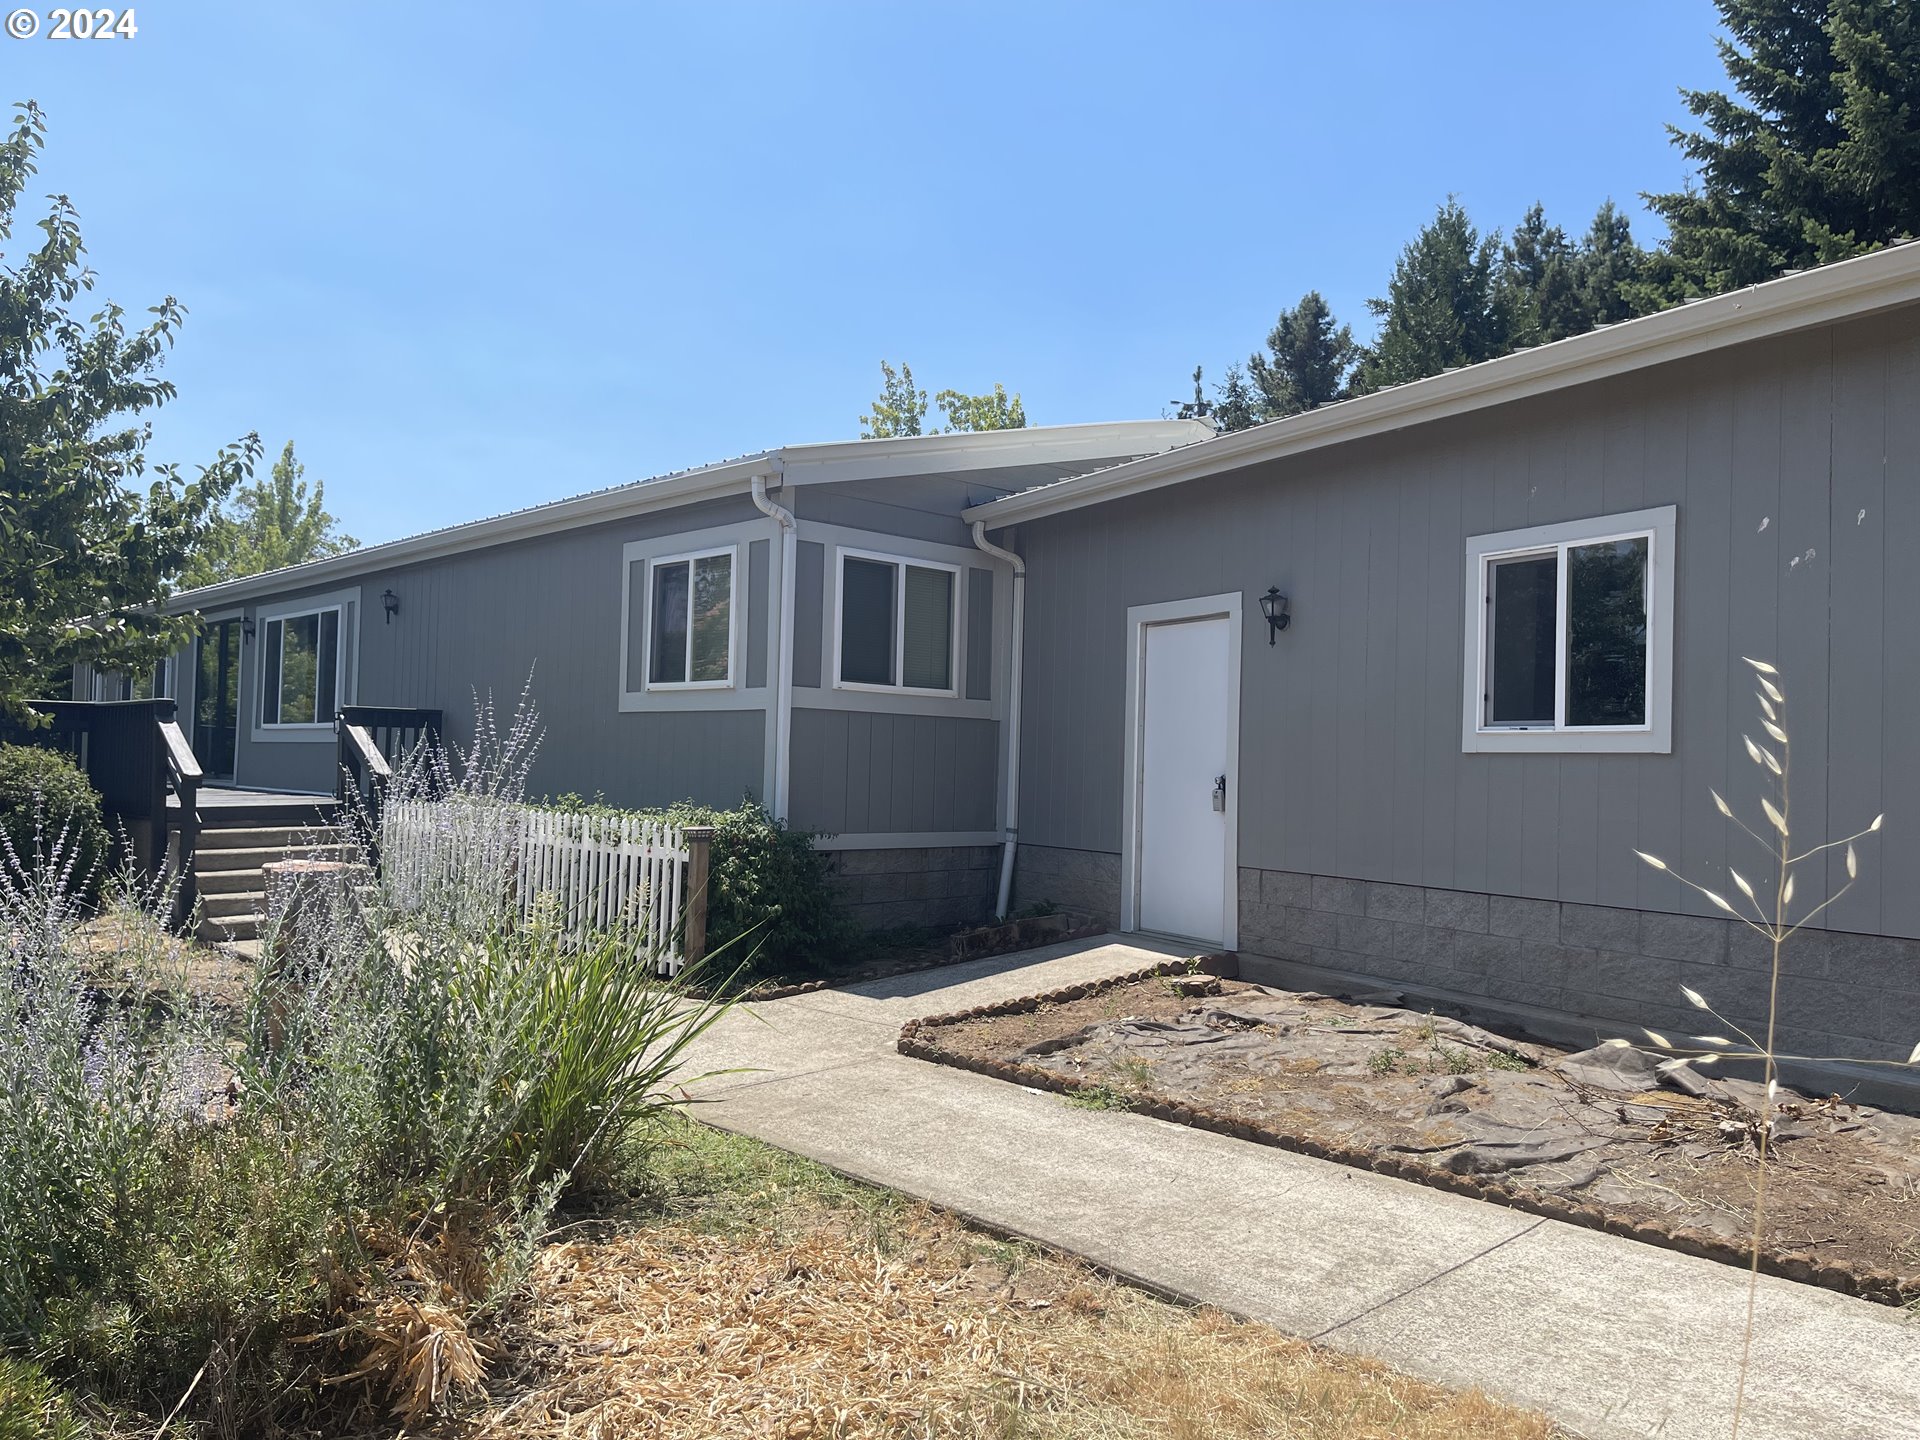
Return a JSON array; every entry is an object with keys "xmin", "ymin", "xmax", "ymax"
[
  {"xmin": 993, "ymin": 847, "xmax": 1919, "ymax": 1063},
  {"xmin": 1009, "ymin": 844, "xmax": 1122, "ymax": 926},
  {"xmin": 1240, "ymin": 868, "xmax": 1920, "ymax": 1064},
  {"xmin": 824, "ymin": 845, "xmax": 999, "ymax": 931}
]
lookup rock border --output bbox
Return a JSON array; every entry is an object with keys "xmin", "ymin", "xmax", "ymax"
[{"xmin": 896, "ymin": 958, "xmax": 1919, "ymax": 1310}]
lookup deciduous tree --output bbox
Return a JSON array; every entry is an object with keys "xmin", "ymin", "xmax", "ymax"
[
  {"xmin": 857, "ymin": 361, "xmax": 928, "ymax": 438},
  {"xmin": 0, "ymin": 101, "xmax": 256, "ymax": 726},
  {"xmin": 935, "ymin": 382, "xmax": 1026, "ymax": 432},
  {"xmin": 181, "ymin": 440, "xmax": 357, "ymax": 588}
]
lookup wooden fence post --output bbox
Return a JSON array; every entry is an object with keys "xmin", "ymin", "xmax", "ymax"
[{"xmin": 682, "ymin": 825, "xmax": 715, "ymax": 969}]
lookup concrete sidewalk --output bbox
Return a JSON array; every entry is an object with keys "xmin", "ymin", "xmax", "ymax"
[{"xmin": 680, "ymin": 938, "xmax": 1918, "ymax": 1440}]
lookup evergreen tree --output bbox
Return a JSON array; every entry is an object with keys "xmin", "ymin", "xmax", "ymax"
[
  {"xmin": 0, "ymin": 102, "xmax": 257, "ymax": 725},
  {"xmin": 1496, "ymin": 204, "xmax": 1583, "ymax": 346},
  {"xmin": 1353, "ymin": 199, "xmax": 1506, "ymax": 392},
  {"xmin": 1247, "ymin": 291, "xmax": 1357, "ymax": 417},
  {"xmin": 1213, "ymin": 364, "xmax": 1259, "ymax": 432},
  {"xmin": 181, "ymin": 440, "xmax": 357, "ymax": 587},
  {"xmin": 858, "ymin": 360, "xmax": 927, "ymax": 438},
  {"xmin": 1498, "ymin": 201, "xmax": 1656, "ymax": 346},
  {"xmin": 1577, "ymin": 200, "xmax": 1655, "ymax": 324},
  {"xmin": 1647, "ymin": 0, "xmax": 1920, "ymax": 295}
]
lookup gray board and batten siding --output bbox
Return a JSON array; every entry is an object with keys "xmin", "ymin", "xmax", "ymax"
[
  {"xmin": 197, "ymin": 494, "xmax": 774, "ymax": 805},
  {"xmin": 160, "ymin": 437, "xmax": 1187, "ymax": 849},
  {"xmin": 1007, "ymin": 305, "xmax": 1920, "ymax": 959}
]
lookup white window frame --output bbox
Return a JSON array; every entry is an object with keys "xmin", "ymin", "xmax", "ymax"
[
  {"xmin": 831, "ymin": 546, "xmax": 962, "ymax": 699},
  {"xmin": 253, "ymin": 588, "xmax": 358, "ymax": 738},
  {"xmin": 1462, "ymin": 506, "xmax": 1675, "ymax": 755},
  {"xmin": 641, "ymin": 544, "xmax": 739, "ymax": 692}
]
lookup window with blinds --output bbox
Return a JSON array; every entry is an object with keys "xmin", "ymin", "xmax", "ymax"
[{"xmin": 836, "ymin": 550, "xmax": 957, "ymax": 694}]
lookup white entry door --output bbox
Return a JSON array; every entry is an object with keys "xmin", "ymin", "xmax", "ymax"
[{"xmin": 1134, "ymin": 613, "xmax": 1235, "ymax": 945}]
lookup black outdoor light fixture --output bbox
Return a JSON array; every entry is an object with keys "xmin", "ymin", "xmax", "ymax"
[
  {"xmin": 382, "ymin": 588, "xmax": 400, "ymax": 624},
  {"xmin": 241, "ymin": 616, "xmax": 256, "ymax": 642},
  {"xmin": 1259, "ymin": 586, "xmax": 1291, "ymax": 644}
]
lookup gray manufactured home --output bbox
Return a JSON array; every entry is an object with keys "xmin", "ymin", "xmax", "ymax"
[
  {"xmin": 84, "ymin": 422, "xmax": 1210, "ymax": 930},
  {"xmin": 82, "ymin": 242, "xmax": 1920, "ymax": 1067},
  {"xmin": 970, "ymin": 242, "xmax": 1920, "ymax": 1069}
]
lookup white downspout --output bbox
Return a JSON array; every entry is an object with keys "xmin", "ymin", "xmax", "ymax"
[
  {"xmin": 971, "ymin": 520, "xmax": 1025, "ymax": 920},
  {"xmin": 751, "ymin": 471, "xmax": 797, "ymax": 822}
]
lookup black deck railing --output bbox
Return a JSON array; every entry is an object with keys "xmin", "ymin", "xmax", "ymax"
[
  {"xmin": 23, "ymin": 699, "xmax": 202, "ymax": 930},
  {"xmin": 336, "ymin": 706, "xmax": 443, "ymax": 837}
]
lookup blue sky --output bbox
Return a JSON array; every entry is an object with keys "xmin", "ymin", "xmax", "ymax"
[{"xmin": 12, "ymin": 1, "xmax": 1729, "ymax": 545}]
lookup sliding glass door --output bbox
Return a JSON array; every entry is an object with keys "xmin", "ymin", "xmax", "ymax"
[{"xmin": 193, "ymin": 618, "xmax": 241, "ymax": 781}]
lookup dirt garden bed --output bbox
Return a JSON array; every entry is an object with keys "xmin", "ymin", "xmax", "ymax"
[{"xmin": 898, "ymin": 961, "xmax": 1920, "ymax": 1308}]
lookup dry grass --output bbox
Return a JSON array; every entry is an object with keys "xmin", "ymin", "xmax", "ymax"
[{"xmin": 449, "ymin": 1122, "xmax": 1561, "ymax": 1440}]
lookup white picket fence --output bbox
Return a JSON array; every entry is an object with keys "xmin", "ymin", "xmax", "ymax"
[{"xmin": 380, "ymin": 800, "xmax": 702, "ymax": 976}]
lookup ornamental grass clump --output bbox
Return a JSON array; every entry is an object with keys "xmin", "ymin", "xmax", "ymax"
[
  {"xmin": 0, "ymin": 685, "xmax": 737, "ymax": 1431},
  {"xmin": 1630, "ymin": 658, "xmax": 1903, "ymax": 1439}
]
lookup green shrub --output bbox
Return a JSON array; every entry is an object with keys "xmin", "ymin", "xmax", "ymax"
[
  {"xmin": 0, "ymin": 1354, "xmax": 85, "ymax": 1440},
  {"xmin": 0, "ymin": 745, "xmax": 108, "ymax": 901},
  {"xmin": 538, "ymin": 794, "xmax": 856, "ymax": 976},
  {"xmin": 655, "ymin": 798, "xmax": 856, "ymax": 975}
]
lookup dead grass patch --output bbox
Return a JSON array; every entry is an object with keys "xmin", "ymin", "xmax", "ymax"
[{"xmin": 451, "ymin": 1122, "xmax": 1562, "ymax": 1440}]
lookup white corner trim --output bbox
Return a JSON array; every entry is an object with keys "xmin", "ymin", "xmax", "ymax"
[
  {"xmin": 1460, "ymin": 505, "xmax": 1676, "ymax": 755},
  {"xmin": 1120, "ymin": 591, "xmax": 1242, "ymax": 949}
]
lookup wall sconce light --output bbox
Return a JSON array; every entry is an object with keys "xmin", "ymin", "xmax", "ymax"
[
  {"xmin": 1259, "ymin": 586, "xmax": 1291, "ymax": 644},
  {"xmin": 382, "ymin": 589, "xmax": 400, "ymax": 625},
  {"xmin": 241, "ymin": 616, "xmax": 256, "ymax": 642}
]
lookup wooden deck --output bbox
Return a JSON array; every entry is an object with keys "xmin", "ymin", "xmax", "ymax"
[{"xmin": 168, "ymin": 785, "xmax": 339, "ymax": 826}]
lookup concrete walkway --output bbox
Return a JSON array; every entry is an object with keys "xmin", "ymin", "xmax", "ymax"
[{"xmin": 680, "ymin": 937, "xmax": 1919, "ymax": 1440}]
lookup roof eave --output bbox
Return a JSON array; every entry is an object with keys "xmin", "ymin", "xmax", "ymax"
[
  {"xmin": 965, "ymin": 244, "xmax": 1920, "ymax": 529},
  {"xmin": 165, "ymin": 453, "xmax": 775, "ymax": 611}
]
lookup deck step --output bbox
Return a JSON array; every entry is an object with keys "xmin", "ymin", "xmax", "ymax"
[
  {"xmin": 195, "ymin": 841, "xmax": 359, "ymax": 873},
  {"xmin": 197, "ymin": 825, "xmax": 349, "ymax": 851},
  {"xmin": 199, "ymin": 912, "xmax": 260, "ymax": 944},
  {"xmin": 190, "ymin": 822, "xmax": 361, "ymax": 946},
  {"xmin": 201, "ymin": 890, "xmax": 266, "ymax": 921}
]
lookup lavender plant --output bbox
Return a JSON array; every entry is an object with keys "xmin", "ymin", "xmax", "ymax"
[
  {"xmin": 0, "ymin": 818, "xmax": 214, "ymax": 1341},
  {"xmin": 1629, "ymin": 657, "xmax": 1901, "ymax": 1439},
  {"xmin": 252, "ymin": 683, "xmax": 733, "ymax": 1205}
]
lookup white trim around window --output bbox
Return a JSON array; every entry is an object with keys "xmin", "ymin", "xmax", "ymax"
[
  {"xmin": 640, "ymin": 544, "xmax": 739, "ymax": 692},
  {"xmin": 252, "ymin": 587, "xmax": 359, "ymax": 741},
  {"xmin": 831, "ymin": 546, "xmax": 962, "ymax": 699},
  {"xmin": 1461, "ymin": 506, "xmax": 1675, "ymax": 754}
]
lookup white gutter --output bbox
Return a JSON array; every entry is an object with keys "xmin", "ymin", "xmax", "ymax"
[
  {"xmin": 168, "ymin": 454, "xmax": 776, "ymax": 611},
  {"xmin": 751, "ymin": 470, "xmax": 797, "ymax": 822},
  {"xmin": 165, "ymin": 420, "xmax": 1213, "ymax": 616},
  {"xmin": 967, "ymin": 240, "xmax": 1920, "ymax": 529},
  {"xmin": 971, "ymin": 520, "xmax": 1026, "ymax": 920}
]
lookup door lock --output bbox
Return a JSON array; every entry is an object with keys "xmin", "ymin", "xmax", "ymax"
[{"xmin": 1212, "ymin": 774, "xmax": 1227, "ymax": 812}]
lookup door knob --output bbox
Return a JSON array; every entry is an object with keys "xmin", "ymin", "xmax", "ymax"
[{"xmin": 1212, "ymin": 774, "xmax": 1227, "ymax": 812}]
